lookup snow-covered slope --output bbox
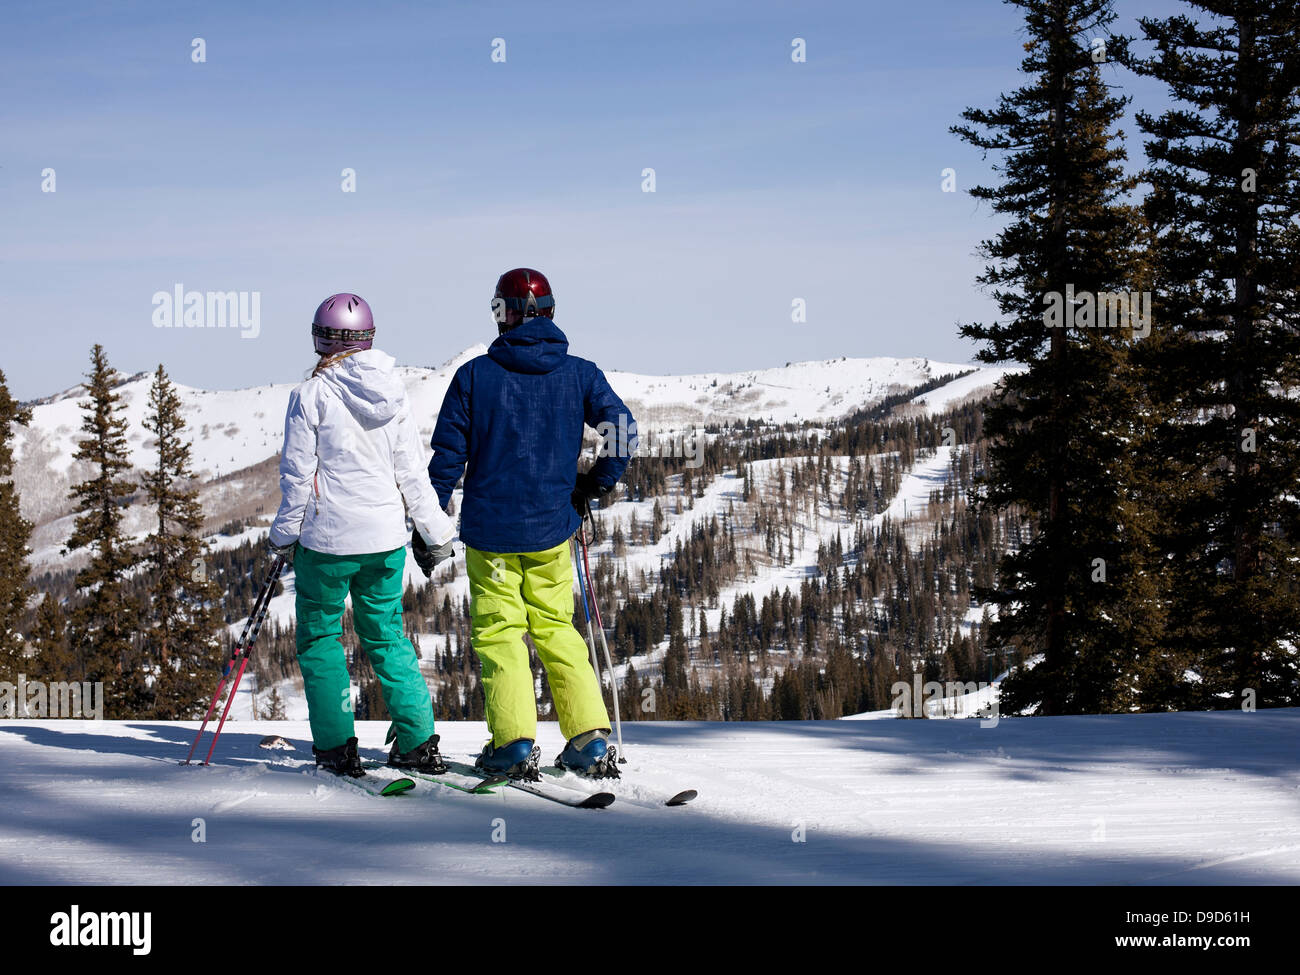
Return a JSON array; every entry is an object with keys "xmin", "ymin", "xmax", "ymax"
[
  {"xmin": 1, "ymin": 711, "xmax": 1296, "ymax": 884},
  {"xmin": 15, "ymin": 345, "xmax": 484, "ymax": 482},
  {"xmin": 907, "ymin": 367, "xmax": 1017, "ymax": 413},
  {"xmin": 610, "ymin": 356, "xmax": 1004, "ymax": 429},
  {"xmin": 14, "ymin": 351, "xmax": 1014, "ymax": 483}
]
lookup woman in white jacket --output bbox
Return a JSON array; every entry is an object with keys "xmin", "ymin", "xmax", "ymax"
[{"xmin": 268, "ymin": 293, "xmax": 455, "ymax": 779}]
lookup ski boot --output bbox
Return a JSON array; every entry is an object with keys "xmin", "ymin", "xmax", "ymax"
[
  {"xmin": 387, "ymin": 733, "xmax": 448, "ymax": 775},
  {"xmin": 475, "ymin": 738, "xmax": 540, "ymax": 781},
  {"xmin": 555, "ymin": 730, "xmax": 620, "ymax": 779},
  {"xmin": 313, "ymin": 736, "xmax": 365, "ymax": 778}
]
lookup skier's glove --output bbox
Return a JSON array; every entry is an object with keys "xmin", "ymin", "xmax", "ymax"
[
  {"xmin": 268, "ymin": 539, "xmax": 296, "ymax": 564},
  {"xmin": 571, "ymin": 470, "xmax": 612, "ymax": 516},
  {"xmin": 412, "ymin": 529, "xmax": 454, "ymax": 578}
]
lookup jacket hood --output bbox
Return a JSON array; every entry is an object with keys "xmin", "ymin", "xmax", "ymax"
[
  {"xmin": 488, "ymin": 318, "xmax": 569, "ymax": 375},
  {"xmin": 315, "ymin": 349, "xmax": 406, "ymax": 424}
]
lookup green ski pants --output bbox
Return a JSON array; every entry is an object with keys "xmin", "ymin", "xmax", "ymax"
[{"xmin": 294, "ymin": 545, "xmax": 433, "ymax": 754}]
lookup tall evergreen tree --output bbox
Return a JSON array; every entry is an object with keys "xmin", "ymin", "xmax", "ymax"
[
  {"xmin": 0, "ymin": 369, "xmax": 33, "ymax": 682},
  {"xmin": 1129, "ymin": 1, "xmax": 1300, "ymax": 708},
  {"xmin": 66, "ymin": 345, "xmax": 144, "ymax": 717},
  {"xmin": 141, "ymin": 365, "xmax": 223, "ymax": 718},
  {"xmin": 953, "ymin": 0, "xmax": 1167, "ymax": 714},
  {"xmin": 30, "ymin": 593, "xmax": 70, "ymax": 681}
]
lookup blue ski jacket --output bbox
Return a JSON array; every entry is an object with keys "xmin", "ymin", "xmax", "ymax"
[{"xmin": 427, "ymin": 318, "xmax": 637, "ymax": 554}]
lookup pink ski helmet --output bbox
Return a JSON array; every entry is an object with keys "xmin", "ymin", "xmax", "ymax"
[{"xmin": 311, "ymin": 293, "xmax": 375, "ymax": 355}]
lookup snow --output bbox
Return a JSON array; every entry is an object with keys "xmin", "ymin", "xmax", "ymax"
[
  {"xmin": 18, "ymin": 378, "xmax": 298, "ymax": 481},
  {"xmin": 610, "ymin": 355, "xmax": 995, "ymax": 428},
  {"xmin": 215, "ymin": 670, "xmax": 311, "ymax": 723},
  {"xmin": 16, "ymin": 350, "xmax": 1010, "ymax": 578},
  {"xmin": 908, "ymin": 365, "xmax": 1023, "ymax": 413},
  {"xmin": 876, "ymin": 445, "xmax": 951, "ymax": 523},
  {"xmin": 844, "ymin": 682, "xmax": 999, "ymax": 720},
  {"xmin": 15, "ymin": 351, "xmax": 1009, "ymax": 483},
  {"xmin": 594, "ymin": 446, "xmax": 967, "ymax": 683},
  {"xmin": 1, "ymin": 711, "xmax": 1297, "ymax": 884}
]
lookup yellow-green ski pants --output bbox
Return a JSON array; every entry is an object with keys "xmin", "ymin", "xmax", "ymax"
[{"xmin": 466, "ymin": 541, "xmax": 610, "ymax": 746}]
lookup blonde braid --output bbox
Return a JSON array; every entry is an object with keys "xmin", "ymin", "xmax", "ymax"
[{"xmin": 312, "ymin": 348, "xmax": 364, "ymax": 377}]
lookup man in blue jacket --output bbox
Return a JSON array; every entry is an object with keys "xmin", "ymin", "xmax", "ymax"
[{"xmin": 421, "ymin": 268, "xmax": 637, "ymax": 778}]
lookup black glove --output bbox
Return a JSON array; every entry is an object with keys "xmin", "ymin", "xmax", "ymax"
[
  {"xmin": 268, "ymin": 538, "xmax": 296, "ymax": 564},
  {"xmin": 571, "ymin": 470, "xmax": 611, "ymax": 516},
  {"xmin": 412, "ymin": 529, "xmax": 454, "ymax": 579}
]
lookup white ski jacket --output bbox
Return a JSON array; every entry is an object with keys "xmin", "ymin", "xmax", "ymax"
[{"xmin": 268, "ymin": 349, "xmax": 455, "ymax": 556}]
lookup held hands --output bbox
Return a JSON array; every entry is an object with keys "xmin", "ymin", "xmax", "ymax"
[{"xmin": 412, "ymin": 529, "xmax": 455, "ymax": 578}]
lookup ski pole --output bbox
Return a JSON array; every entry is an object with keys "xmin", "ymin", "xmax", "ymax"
[
  {"xmin": 183, "ymin": 554, "xmax": 283, "ymax": 764},
  {"xmin": 203, "ymin": 568, "xmax": 282, "ymax": 765},
  {"xmin": 185, "ymin": 556, "xmax": 285, "ymax": 765},
  {"xmin": 204, "ymin": 557, "xmax": 285, "ymax": 765},
  {"xmin": 575, "ymin": 495, "xmax": 603, "ymax": 678},
  {"xmin": 579, "ymin": 515, "xmax": 624, "ymax": 763},
  {"xmin": 583, "ymin": 495, "xmax": 600, "ymax": 545},
  {"xmin": 183, "ymin": 670, "xmax": 234, "ymax": 765},
  {"xmin": 572, "ymin": 538, "xmax": 601, "ymax": 679}
]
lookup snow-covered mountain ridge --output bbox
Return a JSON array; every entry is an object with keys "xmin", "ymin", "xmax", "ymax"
[{"xmin": 15, "ymin": 350, "xmax": 1014, "ymax": 482}]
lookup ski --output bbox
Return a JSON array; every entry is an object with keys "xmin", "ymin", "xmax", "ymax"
[
  {"xmin": 540, "ymin": 766, "xmax": 698, "ymax": 807},
  {"xmin": 443, "ymin": 760, "xmax": 615, "ymax": 810},
  {"xmin": 364, "ymin": 776, "xmax": 416, "ymax": 797},
  {"xmin": 307, "ymin": 767, "xmax": 415, "ymax": 798},
  {"xmin": 362, "ymin": 762, "xmax": 507, "ymax": 795},
  {"xmin": 504, "ymin": 777, "xmax": 615, "ymax": 809},
  {"xmin": 182, "ymin": 747, "xmax": 416, "ymax": 798}
]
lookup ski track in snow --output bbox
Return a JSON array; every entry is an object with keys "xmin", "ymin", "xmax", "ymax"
[{"xmin": 1, "ymin": 712, "xmax": 1297, "ymax": 885}]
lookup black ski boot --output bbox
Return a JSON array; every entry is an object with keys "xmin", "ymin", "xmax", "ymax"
[
  {"xmin": 388, "ymin": 734, "xmax": 449, "ymax": 775},
  {"xmin": 313, "ymin": 736, "xmax": 365, "ymax": 778}
]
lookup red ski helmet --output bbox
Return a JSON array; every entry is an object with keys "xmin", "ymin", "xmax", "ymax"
[
  {"xmin": 312, "ymin": 293, "xmax": 374, "ymax": 355},
  {"xmin": 492, "ymin": 268, "xmax": 554, "ymax": 333}
]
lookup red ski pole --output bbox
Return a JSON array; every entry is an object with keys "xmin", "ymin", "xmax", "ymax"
[
  {"xmin": 183, "ymin": 565, "xmax": 276, "ymax": 765},
  {"xmin": 181, "ymin": 666, "xmax": 235, "ymax": 765},
  {"xmin": 184, "ymin": 556, "xmax": 285, "ymax": 765},
  {"xmin": 203, "ymin": 556, "xmax": 286, "ymax": 765}
]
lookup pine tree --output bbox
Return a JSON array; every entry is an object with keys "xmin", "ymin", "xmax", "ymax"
[
  {"xmin": 1128, "ymin": 1, "xmax": 1300, "ymax": 708},
  {"xmin": 141, "ymin": 365, "xmax": 223, "ymax": 718},
  {"xmin": 0, "ymin": 369, "xmax": 33, "ymax": 682},
  {"xmin": 260, "ymin": 685, "xmax": 287, "ymax": 720},
  {"xmin": 30, "ymin": 593, "xmax": 70, "ymax": 681},
  {"xmin": 66, "ymin": 345, "xmax": 144, "ymax": 717},
  {"xmin": 952, "ymin": 1, "xmax": 1167, "ymax": 714}
]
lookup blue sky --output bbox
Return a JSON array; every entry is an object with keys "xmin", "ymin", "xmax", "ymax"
[{"xmin": 1, "ymin": 0, "xmax": 1185, "ymax": 399}]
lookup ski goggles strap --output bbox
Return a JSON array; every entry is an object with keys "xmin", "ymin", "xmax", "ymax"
[{"xmin": 311, "ymin": 323, "xmax": 376, "ymax": 342}]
